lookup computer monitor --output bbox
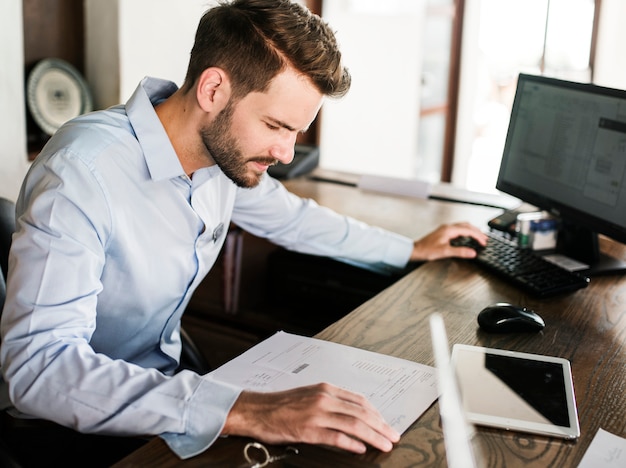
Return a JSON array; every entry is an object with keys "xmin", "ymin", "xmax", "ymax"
[{"xmin": 496, "ymin": 73, "xmax": 626, "ymax": 275}]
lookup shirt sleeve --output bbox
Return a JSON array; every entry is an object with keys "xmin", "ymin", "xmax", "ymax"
[
  {"xmin": 232, "ymin": 176, "xmax": 414, "ymax": 268},
  {"xmin": 0, "ymin": 149, "xmax": 241, "ymax": 460}
]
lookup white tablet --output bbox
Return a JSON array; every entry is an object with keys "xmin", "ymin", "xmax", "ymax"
[{"xmin": 451, "ymin": 344, "xmax": 580, "ymax": 440}]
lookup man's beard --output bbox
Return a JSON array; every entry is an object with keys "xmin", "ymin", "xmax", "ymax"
[{"xmin": 201, "ymin": 103, "xmax": 278, "ymax": 188}]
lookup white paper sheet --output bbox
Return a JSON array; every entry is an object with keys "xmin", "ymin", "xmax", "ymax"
[
  {"xmin": 208, "ymin": 331, "xmax": 438, "ymax": 433},
  {"xmin": 578, "ymin": 428, "xmax": 626, "ymax": 468}
]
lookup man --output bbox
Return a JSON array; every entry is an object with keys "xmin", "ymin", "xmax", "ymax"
[{"xmin": 1, "ymin": 0, "xmax": 486, "ymax": 461}]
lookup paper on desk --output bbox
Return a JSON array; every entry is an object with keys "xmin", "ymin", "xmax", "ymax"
[
  {"xmin": 208, "ymin": 331, "xmax": 438, "ymax": 434},
  {"xmin": 577, "ymin": 428, "xmax": 626, "ymax": 468}
]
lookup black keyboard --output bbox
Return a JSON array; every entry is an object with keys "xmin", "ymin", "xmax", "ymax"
[{"xmin": 473, "ymin": 232, "xmax": 590, "ymax": 297}]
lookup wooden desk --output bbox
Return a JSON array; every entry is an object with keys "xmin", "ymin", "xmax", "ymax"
[
  {"xmin": 282, "ymin": 177, "xmax": 505, "ymax": 239},
  {"xmin": 114, "ymin": 181, "xmax": 626, "ymax": 467}
]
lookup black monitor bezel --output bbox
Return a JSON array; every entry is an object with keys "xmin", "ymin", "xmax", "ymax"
[{"xmin": 495, "ymin": 73, "xmax": 626, "ymax": 248}]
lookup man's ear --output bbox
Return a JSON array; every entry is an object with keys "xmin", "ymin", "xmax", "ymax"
[{"xmin": 196, "ymin": 67, "xmax": 231, "ymax": 113}]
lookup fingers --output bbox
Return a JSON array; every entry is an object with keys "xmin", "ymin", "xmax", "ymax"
[
  {"xmin": 446, "ymin": 224, "xmax": 488, "ymax": 259},
  {"xmin": 315, "ymin": 384, "xmax": 400, "ymax": 452},
  {"xmin": 223, "ymin": 383, "xmax": 400, "ymax": 454},
  {"xmin": 444, "ymin": 222, "xmax": 488, "ymax": 245},
  {"xmin": 411, "ymin": 222, "xmax": 487, "ymax": 261},
  {"xmin": 277, "ymin": 383, "xmax": 400, "ymax": 453}
]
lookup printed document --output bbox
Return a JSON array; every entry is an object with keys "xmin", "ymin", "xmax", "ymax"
[{"xmin": 208, "ymin": 331, "xmax": 438, "ymax": 433}]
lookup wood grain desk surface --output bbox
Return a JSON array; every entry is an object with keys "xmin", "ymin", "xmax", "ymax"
[{"xmin": 114, "ymin": 178, "xmax": 626, "ymax": 467}]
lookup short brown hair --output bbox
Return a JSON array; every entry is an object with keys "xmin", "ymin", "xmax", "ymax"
[{"xmin": 182, "ymin": 0, "xmax": 351, "ymax": 99}]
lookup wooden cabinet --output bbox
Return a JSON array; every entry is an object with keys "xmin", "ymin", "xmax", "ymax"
[{"xmin": 23, "ymin": 0, "xmax": 85, "ymax": 157}]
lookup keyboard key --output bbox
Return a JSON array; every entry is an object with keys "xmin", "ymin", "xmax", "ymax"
[{"xmin": 472, "ymin": 232, "xmax": 590, "ymax": 297}]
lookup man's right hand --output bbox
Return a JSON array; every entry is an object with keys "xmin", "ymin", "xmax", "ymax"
[{"xmin": 221, "ymin": 382, "xmax": 400, "ymax": 454}]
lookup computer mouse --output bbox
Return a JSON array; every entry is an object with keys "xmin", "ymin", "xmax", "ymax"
[
  {"xmin": 477, "ymin": 303, "xmax": 545, "ymax": 333},
  {"xmin": 450, "ymin": 235, "xmax": 484, "ymax": 253}
]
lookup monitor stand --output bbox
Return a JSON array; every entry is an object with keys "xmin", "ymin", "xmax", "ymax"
[{"xmin": 556, "ymin": 222, "xmax": 626, "ymax": 276}]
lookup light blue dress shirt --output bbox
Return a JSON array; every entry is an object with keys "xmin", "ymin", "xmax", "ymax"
[{"xmin": 0, "ymin": 77, "xmax": 413, "ymax": 459}]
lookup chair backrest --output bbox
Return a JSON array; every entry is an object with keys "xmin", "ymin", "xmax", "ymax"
[
  {"xmin": 0, "ymin": 197, "xmax": 16, "ymax": 281},
  {"xmin": 0, "ymin": 265, "xmax": 5, "ymax": 313},
  {"xmin": 0, "ymin": 197, "xmax": 15, "ymax": 315}
]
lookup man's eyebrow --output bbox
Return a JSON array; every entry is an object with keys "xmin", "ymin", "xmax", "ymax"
[{"xmin": 266, "ymin": 116, "xmax": 308, "ymax": 133}]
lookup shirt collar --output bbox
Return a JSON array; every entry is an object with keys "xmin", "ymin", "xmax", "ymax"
[{"xmin": 126, "ymin": 77, "xmax": 185, "ymax": 181}]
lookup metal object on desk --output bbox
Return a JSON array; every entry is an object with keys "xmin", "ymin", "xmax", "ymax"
[{"xmin": 243, "ymin": 442, "xmax": 298, "ymax": 467}]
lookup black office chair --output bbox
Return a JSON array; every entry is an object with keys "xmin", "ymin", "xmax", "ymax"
[
  {"xmin": 0, "ymin": 197, "xmax": 15, "ymax": 281},
  {"xmin": 179, "ymin": 326, "xmax": 212, "ymax": 374}
]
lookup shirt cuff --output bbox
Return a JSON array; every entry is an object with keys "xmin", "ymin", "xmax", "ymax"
[
  {"xmin": 382, "ymin": 232, "xmax": 414, "ymax": 267},
  {"xmin": 160, "ymin": 376, "xmax": 242, "ymax": 459}
]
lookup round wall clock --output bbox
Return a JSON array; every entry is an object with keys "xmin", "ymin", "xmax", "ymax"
[{"xmin": 26, "ymin": 58, "xmax": 93, "ymax": 135}]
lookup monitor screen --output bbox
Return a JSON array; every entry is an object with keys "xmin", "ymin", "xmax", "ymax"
[{"xmin": 496, "ymin": 73, "xmax": 626, "ymax": 274}]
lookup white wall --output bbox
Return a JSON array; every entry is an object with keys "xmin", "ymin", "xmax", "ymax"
[
  {"xmin": 319, "ymin": 0, "xmax": 426, "ymax": 180},
  {"xmin": 0, "ymin": 0, "xmax": 30, "ymax": 201},
  {"xmin": 84, "ymin": 0, "xmax": 120, "ymax": 110},
  {"xmin": 86, "ymin": 0, "xmax": 213, "ymax": 108}
]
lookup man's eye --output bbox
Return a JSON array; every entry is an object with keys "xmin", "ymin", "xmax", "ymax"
[{"xmin": 266, "ymin": 122, "xmax": 279, "ymax": 130}]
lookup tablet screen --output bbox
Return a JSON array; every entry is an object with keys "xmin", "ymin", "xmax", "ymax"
[{"xmin": 451, "ymin": 344, "xmax": 580, "ymax": 439}]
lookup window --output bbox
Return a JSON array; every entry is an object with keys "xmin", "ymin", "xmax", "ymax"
[
  {"xmin": 315, "ymin": 0, "xmax": 600, "ymax": 196},
  {"xmin": 454, "ymin": 0, "xmax": 598, "ymax": 193},
  {"xmin": 317, "ymin": 0, "xmax": 462, "ymax": 184}
]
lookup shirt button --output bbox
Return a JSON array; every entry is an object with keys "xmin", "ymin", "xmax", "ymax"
[{"xmin": 212, "ymin": 223, "xmax": 224, "ymax": 243}]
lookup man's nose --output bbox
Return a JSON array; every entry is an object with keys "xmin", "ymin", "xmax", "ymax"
[{"xmin": 270, "ymin": 135, "xmax": 297, "ymax": 164}]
